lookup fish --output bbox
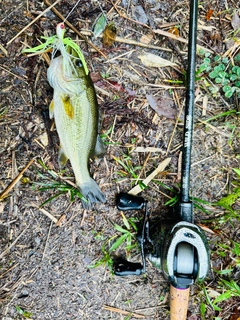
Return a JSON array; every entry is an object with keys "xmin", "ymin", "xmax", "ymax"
[{"xmin": 47, "ymin": 48, "xmax": 106, "ymax": 209}]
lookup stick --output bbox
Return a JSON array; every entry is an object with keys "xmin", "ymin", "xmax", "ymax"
[
  {"xmin": 42, "ymin": 221, "xmax": 53, "ymax": 261},
  {"xmin": 103, "ymin": 305, "xmax": 145, "ymax": 319},
  {"xmin": 31, "ymin": 202, "xmax": 58, "ymax": 224},
  {"xmin": 43, "ymin": 0, "xmax": 107, "ymax": 59},
  {"xmin": 7, "ymin": 0, "xmax": 62, "ymax": 45},
  {"xmin": 153, "ymin": 29, "xmax": 213, "ymax": 53},
  {"xmin": 128, "ymin": 158, "xmax": 171, "ymax": 195},
  {"xmin": 0, "ymin": 159, "xmax": 35, "ymax": 201},
  {"xmin": 0, "ymin": 225, "xmax": 29, "ymax": 259}
]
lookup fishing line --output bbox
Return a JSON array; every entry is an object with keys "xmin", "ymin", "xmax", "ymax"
[{"xmin": 64, "ymin": 0, "xmax": 82, "ymax": 23}]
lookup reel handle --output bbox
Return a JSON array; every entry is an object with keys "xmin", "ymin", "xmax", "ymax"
[
  {"xmin": 116, "ymin": 192, "xmax": 146, "ymax": 211},
  {"xmin": 170, "ymin": 285, "xmax": 190, "ymax": 320}
]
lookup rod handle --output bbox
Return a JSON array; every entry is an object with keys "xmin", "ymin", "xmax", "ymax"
[{"xmin": 170, "ymin": 285, "xmax": 190, "ymax": 320}]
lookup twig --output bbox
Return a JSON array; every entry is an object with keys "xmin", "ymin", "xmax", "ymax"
[
  {"xmin": 72, "ymin": 29, "xmax": 187, "ymax": 54},
  {"xmin": 42, "ymin": 220, "xmax": 53, "ymax": 261},
  {"xmin": 128, "ymin": 158, "xmax": 171, "ymax": 195},
  {"xmin": 198, "ymin": 120, "xmax": 230, "ymax": 137},
  {"xmin": 0, "ymin": 159, "xmax": 35, "ymax": 201},
  {"xmin": 7, "ymin": 0, "xmax": 62, "ymax": 45},
  {"xmin": 153, "ymin": 29, "xmax": 213, "ymax": 53},
  {"xmin": 0, "ymin": 263, "xmax": 19, "ymax": 279},
  {"xmin": 0, "ymin": 225, "xmax": 29, "ymax": 259},
  {"xmin": 103, "ymin": 305, "xmax": 145, "ymax": 319},
  {"xmin": 31, "ymin": 202, "xmax": 58, "ymax": 224},
  {"xmin": 43, "ymin": 0, "xmax": 107, "ymax": 59},
  {"xmin": 166, "ymin": 91, "xmax": 184, "ymax": 155},
  {"xmin": 131, "ymin": 147, "xmax": 165, "ymax": 153},
  {"xmin": 0, "ymin": 43, "xmax": 8, "ymax": 56}
]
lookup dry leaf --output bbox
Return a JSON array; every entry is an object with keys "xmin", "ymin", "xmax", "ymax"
[
  {"xmin": 231, "ymin": 12, "xmax": 240, "ymax": 31},
  {"xmin": 103, "ymin": 22, "xmax": 117, "ymax": 46},
  {"xmin": 138, "ymin": 53, "xmax": 177, "ymax": 68},
  {"xmin": 39, "ymin": 132, "xmax": 48, "ymax": 146},
  {"xmin": 146, "ymin": 93, "xmax": 177, "ymax": 119},
  {"xmin": 128, "ymin": 158, "xmax": 171, "ymax": 195},
  {"xmin": 168, "ymin": 27, "xmax": 179, "ymax": 36},
  {"xmin": 140, "ymin": 33, "xmax": 153, "ymax": 44},
  {"xmin": 230, "ymin": 307, "xmax": 240, "ymax": 320},
  {"xmin": 206, "ymin": 9, "xmax": 214, "ymax": 21}
]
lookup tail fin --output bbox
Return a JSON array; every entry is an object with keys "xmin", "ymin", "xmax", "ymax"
[{"xmin": 78, "ymin": 178, "xmax": 106, "ymax": 209}]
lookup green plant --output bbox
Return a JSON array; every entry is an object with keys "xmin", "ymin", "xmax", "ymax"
[
  {"xmin": 113, "ymin": 154, "xmax": 146, "ymax": 189},
  {"xmin": 198, "ymin": 52, "xmax": 240, "ymax": 98},
  {"xmin": 87, "ymin": 240, "xmax": 115, "ymax": 271},
  {"xmin": 88, "ymin": 213, "xmax": 139, "ymax": 270},
  {"xmin": 15, "ymin": 306, "xmax": 32, "ymax": 318},
  {"xmin": 33, "ymin": 158, "xmax": 87, "ymax": 206},
  {"xmin": 110, "ymin": 213, "xmax": 138, "ymax": 256}
]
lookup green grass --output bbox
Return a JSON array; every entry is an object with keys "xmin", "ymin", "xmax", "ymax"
[
  {"xmin": 33, "ymin": 158, "xmax": 87, "ymax": 206},
  {"xmin": 88, "ymin": 213, "xmax": 139, "ymax": 271},
  {"xmin": 113, "ymin": 153, "xmax": 147, "ymax": 189}
]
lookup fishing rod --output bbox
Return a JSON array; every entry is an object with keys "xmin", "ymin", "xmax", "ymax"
[{"xmin": 113, "ymin": 0, "xmax": 210, "ymax": 319}]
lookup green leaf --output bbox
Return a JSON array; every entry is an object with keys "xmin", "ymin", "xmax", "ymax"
[
  {"xmin": 209, "ymin": 85, "xmax": 219, "ymax": 94},
  {"xmin": 230, "ymin": 74, "xmax": 237, "ymax": 81},
  {"xmin": 122, "ymin": 214, "xmax": 131, "ymax": 230},
  {"xmin": 222, "ymin": 79, "xmax": 230, "ymax": 86},
  {"xmin": 222, "ymin": 85, "xmax": 232, "ymax": 92},
  {"xmin": 214, "ymin": 55, "xmax": 221, "ymax": 62},
  {"xmin": 218, "ymin": 71, "xmax": 227, "ymax": 78},
  {"xmin": 109, "ymin": 233, "xmax": 129, "ymax": 252},
  {"xmin": 232, "ymin": 66, "xmax": 239, "ymax": 73},
  {"xmin": 204, "ymin": 57, "xmax": 211, "ymax": 64},
  {"xmin": 40, "ymin": 192, "xmax": 67, "ymax": 207},
  {"xmin": 129, "ymin": 220, "xmax": 138, "ymax": 232},
  {"xmin": 114, "ymin": 224, "xmax": 129, "ymax": 234},
  {"xmin": 221, "ymin": 57, "xmax": 229, "ymax": 64},
  {"xmin": 235, "ymin": 81, "xmax": 240, "ymax": 87},
  {"xmin": 209, "ymin": 71, "xmax": 218, "ymax": 79},
  {"xmin": 200, "ymin": 302, "xmax": 206, "ymax": 318},
  {"xmin": 93, "ymin": 13, "xmax": 107, "ymax": 38},
  {"xmin": 216, "ymin": 268, "xmax": 233, "ymax": 275},
  {"xmin": 219, "ymin": 64, "xmax": 226, "ymax": 71},
  {"xmin": 15, "ymin": 306, "xmax": 32, "ymax": 318},
  {"xmin": 203, "ymin": 287, "xmax": 222, "ymax": 311},
  {"xmin": 213, "ymin": 290, "xmax": 232, "ymax": 304},
  {"xmin": 215, "ymin": 193, "xmax": 239, "ymax": 208},
  {"xmin": 126, "ymin": 233, "xmax": 132, "ymax": 247},
  {"xmin": 234, "ymin": 54, "xmax": 240, "ymax": 62},
  {"xmin": 225, "ymin": 90, "xmax": 233, "ymax": 98},
  {"xmin": 215, "ymin": 77, "xmax": 222, "ymax": 84},
  {"xmin": 233, "ymin": 168, "xmax": 240, "ymax": 176}
]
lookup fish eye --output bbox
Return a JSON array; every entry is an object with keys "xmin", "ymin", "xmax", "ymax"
[{"xmin": 76, "ymin": 60, "xmax": 83, "ymax": 67}]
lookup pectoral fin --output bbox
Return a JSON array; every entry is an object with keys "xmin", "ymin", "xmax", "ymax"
[
  {"xmin": 49, "ymin": 100, "xmax": 54, "ymax": 119},
  {"xmin": 93, "ymin": 135, "xmax": 106, "ymax": 158},
  {"xmin": 58, "ymin": 145, "xmax": 69, "ymax": 168}
]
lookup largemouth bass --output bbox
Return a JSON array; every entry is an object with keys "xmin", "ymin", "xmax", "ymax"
[{"xmin": 47, "ymin": 48, "xmax": 106, "ymax": 209}]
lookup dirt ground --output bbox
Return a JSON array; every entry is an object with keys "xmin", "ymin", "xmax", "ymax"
[{"xmin": 0, "ymin": 0, "xmax": 239, "ymax": 319}]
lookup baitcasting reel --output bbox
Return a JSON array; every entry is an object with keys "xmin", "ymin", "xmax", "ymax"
[{"xmin": 114, "ymin": 192, "xmax": 209, "ymax": 290}]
